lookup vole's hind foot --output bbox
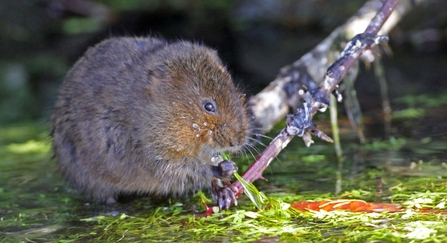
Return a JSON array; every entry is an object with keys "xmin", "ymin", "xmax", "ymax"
[
  {"xmin": 211, "ymin": 178, "xmax": 238, "ymax": 210},
  {"xmin": 105, "ymin": 197, "xmax": 117, "ymax": 205},
  {"xmin": 211, "ymin": 160, "xmax": 238, "ymax": 179}
]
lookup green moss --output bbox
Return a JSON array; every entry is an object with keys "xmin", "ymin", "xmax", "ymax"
[
  {"xmin": 1, "ymin": 122, "xmax": 447, "ymax": 242},
  {"xmin": 41, "ymin": 177, "xmax": 447, "ymax": 242}
]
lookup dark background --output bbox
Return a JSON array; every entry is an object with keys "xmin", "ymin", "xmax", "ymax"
[{"xmin": 1, "ymin": 0, "xmax": 446, "ymax": 125}]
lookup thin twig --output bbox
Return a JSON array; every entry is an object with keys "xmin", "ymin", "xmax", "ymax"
[{"xmin": 233, "ymin": 0, "xmax": 398, "ymax": 197}]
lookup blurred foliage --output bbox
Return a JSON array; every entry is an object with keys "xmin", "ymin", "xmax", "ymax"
[
  {"xmin": 1, "ymin": 0, "xmax": 446, "ymax": 125},
  {"xmin": 1, "ymin": 1, "xmax": 447, "ymax": 242}
]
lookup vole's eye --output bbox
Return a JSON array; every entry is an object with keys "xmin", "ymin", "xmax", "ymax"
[{"xmin": 203, "ymin": 100, "xmax": 216, "ymax": 113}]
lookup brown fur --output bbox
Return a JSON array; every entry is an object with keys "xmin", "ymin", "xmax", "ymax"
[{"xmin": 50, "ymin": 37, "xmax": 251, "ymax": 203}]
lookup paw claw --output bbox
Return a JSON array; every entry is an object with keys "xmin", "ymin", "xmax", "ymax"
[{"xmin": 212, "ymin": 178, "xmax": 238, "ymax": 210}]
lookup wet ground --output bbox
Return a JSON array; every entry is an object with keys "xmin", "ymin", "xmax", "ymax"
[
  {"xmin": 1, "ymin": 91, "xmax": 447, "ymax": 242},
  {"xmin": 1, "ymin": 0, "xmax": 447, "ymax": 241}
]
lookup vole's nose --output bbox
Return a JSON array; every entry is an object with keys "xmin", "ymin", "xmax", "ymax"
[
  {"xmin": 229, "ymin": 140, "xmax": 239, "ymax": 147},
  {"xmin": 216, "ymin": 123, "xmax": 244, "ymax": 149},
  {"xmin": 228, "ymin": 132, "xmax": 244, "ymax": 148}
]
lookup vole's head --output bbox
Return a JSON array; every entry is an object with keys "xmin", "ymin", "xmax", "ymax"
[{"xmin": 152, "ymin": 41, "xmax": 251, "ymax": 160}]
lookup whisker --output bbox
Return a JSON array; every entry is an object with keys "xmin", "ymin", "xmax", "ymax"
[
  {"xmin": 247, "ymin": 137, "xmax": 267, "ymax": 148},
  {"xmin": 245, "ymin": 139, "xmax": 262, "ymax": 153},
  {"xmin": 238, "ymin": 142, "xmax": 258, "ymax": 162},
  {"xmin": 242, "ymin": 148, "xmax": 253, "ymax": 163},
  {"xmin": 249, "ymin": 143, "xmax": 262, "ymax": 157},
  {"xmin": 248, "ymin": 132, "xmax": 273, "ymax": 140},
  {"xmin": 247, "ymin": 136, "xmax": 284, "ymax": 173},
  {"xmin": 243, "ymin": 143, "xmax": 261, "ymax": 160}
]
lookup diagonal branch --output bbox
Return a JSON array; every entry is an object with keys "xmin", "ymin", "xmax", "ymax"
[
  {"xmin": 249, "ymin": 0, "xmax": 416, "ymax": 135},
  {"xmin": 233, "ymin": 0, "xmax": 399, "ymax": 197}
]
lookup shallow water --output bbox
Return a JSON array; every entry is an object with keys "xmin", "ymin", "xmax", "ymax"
[{"xmin": 1, "ymin": 97, "xmax": 446, "ymax": 242}]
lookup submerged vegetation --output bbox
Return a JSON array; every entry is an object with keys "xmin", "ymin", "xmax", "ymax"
[
  {"xmin": 0, "ymin": 119, "xmax": 446, "ymax": 242},
  {"xmin": 53, "ymin": 178, "xmax": 447, "ymax": 242},
  {"xmin": 1, "ymin": 0, "xmax": 447, "ymax": 242}
]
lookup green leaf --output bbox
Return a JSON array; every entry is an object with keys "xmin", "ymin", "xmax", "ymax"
[{"xmin": 234, "ymin": 173, "xmax": 268, "ymax": 210}]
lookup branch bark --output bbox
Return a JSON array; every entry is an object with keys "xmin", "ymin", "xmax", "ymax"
[
  {"xmin": 248, "ymin": 0, "xmax": 420, "ymax": 134},
  {"xmin": 233, "ymin": 0, "xmax": 405, "ymax": 197}
]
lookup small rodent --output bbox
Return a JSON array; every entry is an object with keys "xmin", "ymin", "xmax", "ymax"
[{"xmin": 51, "ymin": 37, "xmax": 251, "ymax": 209}]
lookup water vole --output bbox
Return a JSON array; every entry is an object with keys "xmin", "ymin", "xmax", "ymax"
[{"xmin": 51, "ymin": 37, "xmax": 251, "ymax": 208}]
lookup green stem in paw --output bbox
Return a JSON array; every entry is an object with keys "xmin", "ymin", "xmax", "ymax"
[
  {"xmin": 233, "ymin": 172, "xmax": 268, "ymax": 210},
  {"xmin": 220, "ymin": 151, "xmax": 231, "ymax": 161}
]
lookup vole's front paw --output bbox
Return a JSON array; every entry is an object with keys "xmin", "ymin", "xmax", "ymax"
[
  {"xmin": 211, "ymin": 178, "xmax": 238, "ymax": 210},
  {"xmin": 211, "ymin": 160, "xmax": 238, "ymax": 179}
]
